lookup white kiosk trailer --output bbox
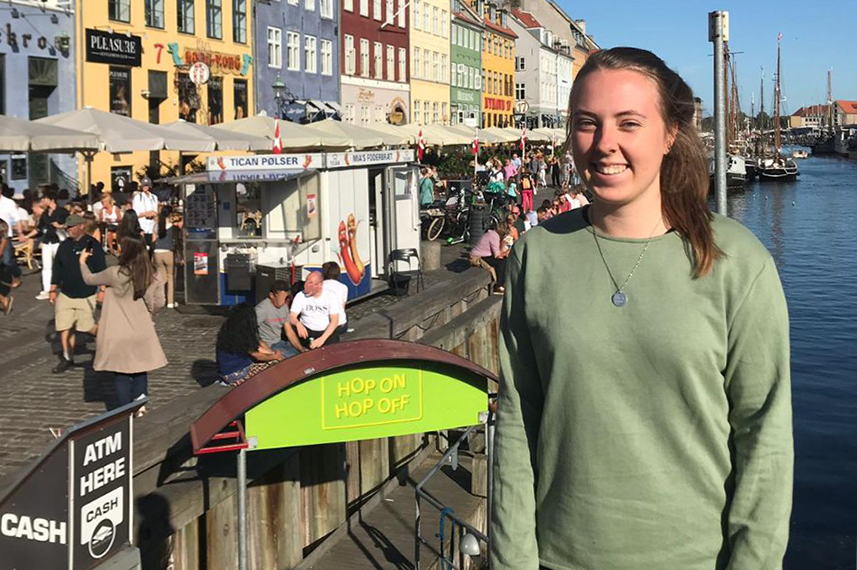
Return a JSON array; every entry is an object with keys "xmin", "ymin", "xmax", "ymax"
[{"xmin": 176, "ymin": 150, "xmax": 420, "ymax": 306}]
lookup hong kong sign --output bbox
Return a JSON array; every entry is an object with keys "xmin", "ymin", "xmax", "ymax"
[
  {"xmin": 0, "ymin": 402, "xmax": 142, "ymax": 570},
  {"xmin": 85, "ymin": 29, "xmax": 142, "ymax": 67}
]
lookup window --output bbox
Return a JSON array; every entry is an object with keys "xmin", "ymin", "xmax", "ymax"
[
  {"xmin": 177, "ymin": 73, "xmax": 198, "ymax": 121},
  {"xmin": 413, "ymin": 100, "xmax": 420, "ymax": 123},
  {"xmin": 288, "ymin": 0, "xmax": 298, "ymax": 5},
  {"xmin": 206, "ymin": 0, "xmax": 222, "ymax": 39},
  {"xmin": 451, "ymin": 65, "xmax": 456, "ymax": 87},
  {"xmin": 386, "ymin": 45, "xmax": 394, "ymax": 81},
  {"xmin": 441, "ymin": 10, "xmax": 448, "ymax": 38},
  {"xmin": 287, "ymin": 32, "xmax": 300, "ymax": 71},
  {"xmin": 305, "ymin": 36, "xmax": 317, "ymax": 73},
  {"xmin": 321, "ymin": 39, "xmax": 333, "ymax": 75},
  {"xmin": 374, "ymin": 105, "xmax": 384, "ymax": 122},
  {"xmin": 441, "ymin": 54, "xmax": 447, "ymax": 83},
  {"xmin": 398, "ymin": 47, "xmax": 406, "ymax": 81},
  {"xmin": 345, "ymin": 35, "xmax": 355, "ymax": 74},
  {"xmin": 373, "ymin": 0, "xmax": 381, "ymax": 20},
  {"xmin": 516, "ymin": 83, "xmax": 525, "ymax": 100},
  {"xmin": 178, "ymin": 0, "xmax": 195, "ymax": 33},
  {"xmin": 423, "ymin": 6, "xmax": 429, "ymax": 31},
  {"xmin": 267, "ymin": 27, "xmax": 282, "ymax": 68},
  {"xmin": 208, "ymin": 77, "xmax": 223, "ymax": 125},
  {"xmin": 452, "ymin": 25, "xmax": 458, "ymax": 46},
  {"xmin": 432, "ymin": 102, "xmax": 439, "ymax": 123},
  {"xmin": 432, "ymin": 52, "xmax": 438, "ymax": 81},
  {"xmin": 413, "ymin": 48, "xmax": 420, "ymax": 79},
  {"xmin": 306, "ymin": 0, "xmax": 315, "ymax": 10},
  {"xmin": 516, "ymin": 57, "xmax": 525, "ymax": 71},
  {"xmin": 109, "ymin": 67, "xmax": 131, "ymax": 116},
  {"xmin": 360, "ymin": 0, "xmax": 368, "ymax": 17},
  {"xmin": 432, "ymin": 7, "xmax": 439, "ymax": 34},
  {"xmin": 360, "ymin": 39, "xmax": 370, "ymax": 77},
  {"xmin": 344, "ymin": 0, "xmax": 353, "ymax": 11},
  {"xmin": 398, "ymin": 0, "xmax": 405, "ymax": 27},
  {"xmin": 386, "ymin": 0, "xmax": 393, "ymax": 24},
  {"xmin": 0, "ymin": 56, "xmax": 5, "ymax": 114},
  {"xmin": 109, "ymin": 0, "xmax": 130, "ymax": 23},
  {"xmin": 321, "ymin": 0, "xmax": 333, "ymax": 18},
  {"xmin": 424, "ymin": 101, "xmax": 429, "ymax": 125},
  {"xmin": 413, "ymin": 0, "xmax": 421, "ymax": 30},
  {"xmin": 345, "ymin": 104, "xmax": 355, "ymax": 123},
  {"xmin": 423, "ymin": 48, "xmax": 429, "ymax": 78},
  {"xmin": 233, "ymin": 0, "xmax": 247, "ymax": 42},
  {"xmin": 442, "ymin": 102, "xmax": 447, "ymax": 123},
  {"xmin": 373, "ymin": 42, "xmax": 382, "ymax": 79},
  {"xmin": 361, "ymin": 105, "xmax": 370, "ymax": 125},
  {"xmin": 234, "ymin": 79, "xmax": 248, "ymax": 119},
  {"xmin": 146, "ymin": 0, "xmax": 164, "ymax": 28}
]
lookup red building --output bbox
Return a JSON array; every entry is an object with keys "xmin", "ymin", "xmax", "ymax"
[{"xmin": 341, "ymin": 0, "xmax": 411, "ymax": 124}]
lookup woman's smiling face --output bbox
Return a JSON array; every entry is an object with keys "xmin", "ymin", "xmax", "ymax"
[{"xmin": 571, "ymin": 68, "xmax": 673, "ymax": 208}]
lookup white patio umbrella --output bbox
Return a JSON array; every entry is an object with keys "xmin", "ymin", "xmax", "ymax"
[
  {"xmin": 162, "ymin": 120, "xmax": 271, "ymax": 152},
  {"xmin": 398, "ymin": 124, "xmax": 471, "ymax": 146},
  {"xmin": 446, "ymin": 124, "xmax": 507, "ymax": 145},
  {"xmin": 303, "ymin": 119, "xmax": 407, "ymax": 148},
  {"xmin": 0, "ymin": 114, "xmax": 99, "ymax": 152},
  {"xmin": 217, "ymin": 115, "xmax": 350, "ymax": 149},
  {"xmin": 483, "ymin": 127, "xmax": 518, "ymax": 143},
  {"xmin": 368, "ymin": 122, "xmax": 417, "ymax": 144}
]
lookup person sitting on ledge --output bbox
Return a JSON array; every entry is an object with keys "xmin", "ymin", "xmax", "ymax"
[
  {"xmin": 215, "ymin": 304, "xmax": 283, "ymax": 386},
  {"xmin": 286, "ymin": 271, "xmax": 340, "ymax": 352}
]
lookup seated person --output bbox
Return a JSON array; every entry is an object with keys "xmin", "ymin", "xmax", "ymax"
[
  {"xmin": 215, "ymin": 304, "xmax": 283, "ymax": 386},
  {"xmin": 470, "ymin": 221, "xmax": 510, "ymax": 293},
  {"xmin": 255, "ymin": 279, "xmax": 300, "ymax": 358},
  {"xmin": 286, "ymin": 271, "xmax": 340, "ymax": 352},
  {"xmin": 322, "ymin": 261, "xmax": 349, "ymax": 338}
]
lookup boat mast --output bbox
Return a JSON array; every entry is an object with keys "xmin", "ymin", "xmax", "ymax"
[
  {"xmin": 827, "ymin": 69, "xmax": 833, "ymax": 133},
  {"xmin": 774, "ymin": 33, "xmax": 782, "ymax": 156}
]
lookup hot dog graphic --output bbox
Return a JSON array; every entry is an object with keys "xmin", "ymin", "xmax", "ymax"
[
  {"xmin": 216, "ymin": 157, "xmax": 227, "ymax": 170},
  {"xmin": 303, "ymin": 154, "xmax": 313, "ymax": 168},
  {"xmin": 338, "ymin": 220, "xmax": 362, "ymax": 284},
  {"xmin": 347, "ymin": 214, "xmax": 365, "ymax": 280}
]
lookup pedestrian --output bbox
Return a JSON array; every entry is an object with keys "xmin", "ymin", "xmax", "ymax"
[
  {"xmin": 503, "ymin": 158, "xmax": 517, "ymax": 182},
  {"xmin": 491, "ymin": 47, "xmax": 792, "ymax": 570},
  {"xmin": 0, "ymin": 219, "xmax": 13, "ymax": 314},
  {"xmin": 79, "ymin": 235, "xmax": 166, "ymax": 413},
  {"xmin": 153, "ymin": 205, "xmax": 179, "ymax": 308},
  {"xmin": 322, "ymin": 261, "xmax": 349, "ymax": 338},
  {"xmin": 287, "ymin": 271, "xmax": 341, "ymax": 351},
  {"xmin": 518, "ymin": 167, "xmax": 535, "ymax": 213},
  {"xmin": 511, "ymin": 153, "xmax": 522, "ymax": 171},
  {"xmin": 131, "ymin": 176, "xmax": 159, "ymax": 250},
  {"xmin": 537, "ymin": 154, "xmax": 548, "ymax": 188},
  {"xmin": 419, "ymin": 167, "xmax": 434, "ymax": 207},
  {"xmin": 49, "ymin": 214, "xmax": 106, "ymax": 373},
  {"xmin": 216, "ymin": 304, "xmax": 284, "ymax": 386},
  {"xmin": 0, "ymin": 184, "xmax": 23, "ymax": 289},
  {"xmin": 550, "ymin": 155, "xmax": 562, "ymax": 187},
  {"xmin": 254, "ymin": 279, "xmax": 299, "ymax": 358},
  {"xmin": 116, "ymin": 208, "xmax": 143, "ymax": 256}
]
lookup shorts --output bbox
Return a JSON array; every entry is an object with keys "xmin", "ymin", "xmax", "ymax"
[{"xmin": 55, "ymin": 293, "xmax": 97, "ymax": 332}]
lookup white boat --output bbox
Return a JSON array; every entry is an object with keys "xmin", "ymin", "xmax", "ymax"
[{"xmin": 792, "ymin": 149, "xmax": 808, "ymax": 159}]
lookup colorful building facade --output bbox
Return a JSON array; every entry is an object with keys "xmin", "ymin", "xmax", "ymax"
[
  {"xmin": 450, "ymin": 0, "xmax": 482, "ymax": 126},
  {"xmin": 0, "ymin": 1, "xmax": 78, "ymax": 193},
  {"xmin": 340, "ymin": 0, "xmax": 410, "ymax": 125},
  {"xmin": 409, "ymin": 0, "xmax": 450, "ymax": 125},
  {"xmin": 77, "ymin": 0, "xmax": 254, "ymax": 191},
  {"xmin": 254, "ymin": 0, "xmax": 340, "ymax": 122},
  {"xmin": 471, "ymin": 1, "xmax": 514, "ymax": 128}
]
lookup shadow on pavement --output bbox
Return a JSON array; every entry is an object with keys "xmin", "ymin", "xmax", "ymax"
[{"xmin": 191, "ymin": 359, "xmax": 219, "ymax": 388}]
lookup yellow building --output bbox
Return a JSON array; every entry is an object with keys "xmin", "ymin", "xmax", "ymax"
[
  {"xmin": 474, "ymin": 3, "xmax": 514, "ymax": 128},
  {"xmin": 410, "ymin": 0, "xmax": 451, "ymax": 125},
  {"xmin": 76, "ymin": 0, "xmax": 254, "ymax": 192}
]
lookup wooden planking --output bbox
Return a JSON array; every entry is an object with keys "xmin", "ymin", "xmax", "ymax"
[
  {"xmin": 359, "ymin": 437, "xmax": 389, "ymax": 495},
  {"xmin": 301, "ymin": 443, "xmax": 347, "ymax": 546},
  {"xmin": 205, "ymin": 491, "xmax": 238, "ymax": 570},
  {"xmin": 249, "ymin": 461, "xmax": 303, "ymax": 570},
  {"xmin": 169, "ymin": 517, "xmax": 199, "ymax": 570}
]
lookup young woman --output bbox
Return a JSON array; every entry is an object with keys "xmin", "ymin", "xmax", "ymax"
[
  {"xmin": 79, "ymin": 235, "xmax": 167, "ymax": 415},
  {"xmin": 99, "ymin": 194, "xmax": 122, "ymax": 254},
  {"xmin": 469, "ymin": 220, "xmax": 509, "ymax": 293},
  {"xmin": 518, "ymin": 167, "xmax": 535, "ymax": 213},
  {"xmin": 491, "ymin": 48, "xmax": 792, "ymax": 570},
  {"xmin": 215, "ymin": 305, "xmax": 284, "ymax": 386},
  {"xmin": 153, "ymin": 205, "xmax": 180, "ymax": 308},
  {"xmin": 116, "ymin": 208, "xmax": 143, "ymax": 255}
]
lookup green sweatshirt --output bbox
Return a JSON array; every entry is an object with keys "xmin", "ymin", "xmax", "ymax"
[{"xmin": 491, "ymin": 207, "xmax": 793, "ymax": 570}]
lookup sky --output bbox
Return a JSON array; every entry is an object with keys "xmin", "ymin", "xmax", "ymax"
[{"xmin": 556, "ymin": 0, "xmax": 857, "ymax": 117}]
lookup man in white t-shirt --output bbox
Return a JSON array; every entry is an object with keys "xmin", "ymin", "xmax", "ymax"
[
  {"xmin": 131, "ymin": 176, "xmax": 159, "ymax": 249},
  {"xmin": 0, "ymin": 185, "xmax": 22, "ymax": 287},
  {"xmin": 322, "ymin": 261, "xmax": 348, "ymax": 335},
  {"xmin": 287, "ymin": 271, "xmax": 340, "ymax": 351}
]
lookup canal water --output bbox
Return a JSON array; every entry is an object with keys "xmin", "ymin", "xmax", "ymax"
[{"xmin": 723, "ymin": 153, "xmax": 857, "ymax": 570}]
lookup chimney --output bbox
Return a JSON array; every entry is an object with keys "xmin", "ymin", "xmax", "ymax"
[{"xmin": 575, "ymin": 18, "xmax": 586, "ymax": 34}]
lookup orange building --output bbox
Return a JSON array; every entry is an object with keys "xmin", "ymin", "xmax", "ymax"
[{"xmin": 472, "ymin": 2, "xmax": 515, "ymax": 127}]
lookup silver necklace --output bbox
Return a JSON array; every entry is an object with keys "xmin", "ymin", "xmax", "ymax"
[{"xmin": 590, "ymin": 218, "xmax": 663, "ymax": 308}]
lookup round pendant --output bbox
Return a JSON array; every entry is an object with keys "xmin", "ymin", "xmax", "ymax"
[{"xmin": 612, "ymin": 292, "xmax": 627, "ymax": 307}]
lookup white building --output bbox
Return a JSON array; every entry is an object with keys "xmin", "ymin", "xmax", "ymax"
[{"xmin": 510, "ymin": 10, "xmax": 569, "ymax": 128}]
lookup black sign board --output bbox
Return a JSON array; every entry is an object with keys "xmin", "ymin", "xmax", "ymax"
[
  {"xmin": 0, "ymin": 401, "xmax": 142, "ymax": 570},
  {"xmin": 85, "ymin": 29, "xmax": 142, "ymax": 67}
]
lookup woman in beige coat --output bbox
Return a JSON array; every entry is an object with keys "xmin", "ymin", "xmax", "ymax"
[{"xmin": 80, "ymin": 235, "xmax": 167, "ymax": 415}]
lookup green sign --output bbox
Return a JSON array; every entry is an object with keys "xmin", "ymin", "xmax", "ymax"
[{"xmin": 244, "ymin": 364, "xmax": 487, "ymax": 450}]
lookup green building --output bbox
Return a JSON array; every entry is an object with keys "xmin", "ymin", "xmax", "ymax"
[{"xmin": 450, "ymin": 0, "xmax": 483, "ymax": 126}]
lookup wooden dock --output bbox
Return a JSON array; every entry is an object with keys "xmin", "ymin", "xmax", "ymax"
[{"xmin": 299, "ymin": 450, "xmax": 486, "ymax": 570}]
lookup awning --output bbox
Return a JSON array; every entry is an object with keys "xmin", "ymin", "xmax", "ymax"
[
  {"xmin": 283, "ymin": 101, "xmax": 308, "ymax": 123},
  {"xmin": 158, "ymin": 169, "xmax": 315, "ymax": 185}
]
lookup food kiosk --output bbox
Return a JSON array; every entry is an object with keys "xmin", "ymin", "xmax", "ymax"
[{"xmin": 176, "ymin": 150, "xmax": 420, "ymax": 306}]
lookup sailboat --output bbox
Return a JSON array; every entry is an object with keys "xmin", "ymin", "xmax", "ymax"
[
  {"xmin": 708, "ymin": 41, "xmax": 747, "ymax": 189},
  {"xmin": 758, "ymin": 34, "xmax": 799, "ymax": 181}
]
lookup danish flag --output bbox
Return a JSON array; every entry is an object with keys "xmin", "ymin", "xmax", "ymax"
[
  {"xmin": 417, "ymin": 129, "xmax": 427, "ymax": 161},
  {"xmin": 520, "ymin": 127, "xmax": 528, "ymax": 152},
  {"xmin": 273, "ymin": 119, "xmax": 283, "ymax": 154},
  {"xmin": 472, "ymin": 134, "xmax": 479, "ymax": 155}
]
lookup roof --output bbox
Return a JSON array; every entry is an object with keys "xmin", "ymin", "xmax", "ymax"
[
  {"xmin": 483, "ymin": 17, "xmax": 517, "ymax": 39},
  {"xmin": 511, "ymin": 9, "xmax": 542, "ymax": 29},
  {"xmin": 453, "ymin": 11, "xmax": 480, "ymax": 27},
  {"xmin": 793, "ymin": 104, "xmax": 830, "ymax": 117},
  {"xmin": 835, "ymin": 100, "xmax": 857, "ymax": 114}
]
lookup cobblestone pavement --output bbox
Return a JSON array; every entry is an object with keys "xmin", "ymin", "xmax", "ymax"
[{"xmin": 0, "ymin": 244, "xmax": 470, "ymax": 481}]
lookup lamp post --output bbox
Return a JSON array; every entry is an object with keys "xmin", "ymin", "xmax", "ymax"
[{"xmin": 272, "ymin": 74, "xmax": 294, "ymax": 120}]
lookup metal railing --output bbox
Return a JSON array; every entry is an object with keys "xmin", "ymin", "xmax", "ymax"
[{"xmin": 414, "ymin": 406, "xmax": 495, "ymax": 570}]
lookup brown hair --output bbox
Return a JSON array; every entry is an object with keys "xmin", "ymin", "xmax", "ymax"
[
  {"xmin": 565, "ymin": 47, "xmax": 721, "ymax": 277},
  {"xmin": 118, "ymin": 235, "xmax": 154, "ymax": 300}
]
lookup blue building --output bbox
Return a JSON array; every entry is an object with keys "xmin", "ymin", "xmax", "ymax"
[
  {"xmin": 0, "ymin": 1, "xmax": 78, "ymax": 194},
  {"xmin": 254, "ymin": 0, "xmax": 340, "ymax": 123}
]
